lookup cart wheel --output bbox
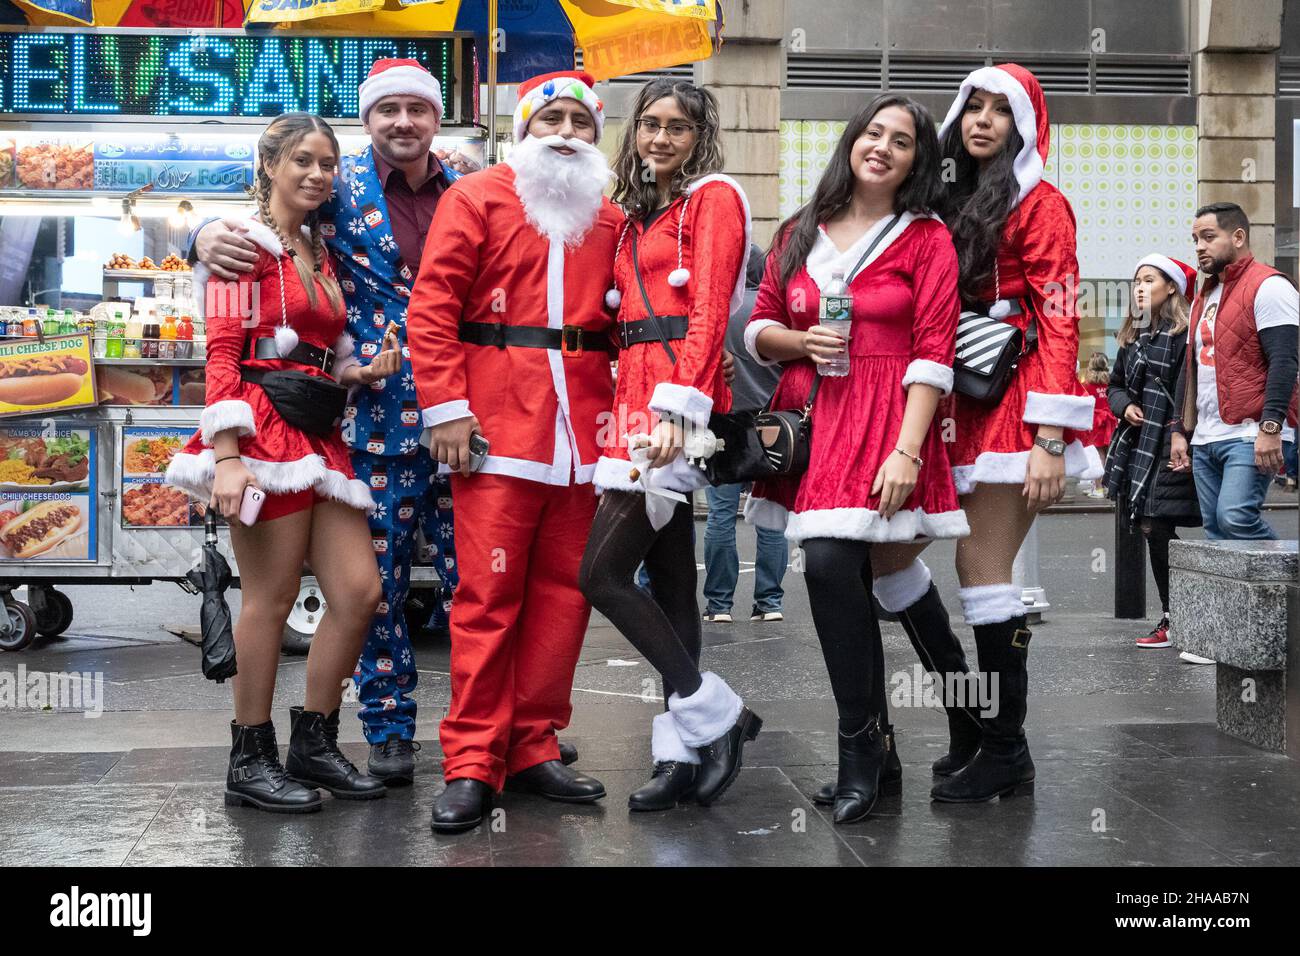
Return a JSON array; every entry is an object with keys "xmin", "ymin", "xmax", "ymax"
[
  {"xmin": 0, "ymin": 601, "xmax": 38, "ymax": 652},
  {"xmin": 282, "ymin": 577, "xmax": 324, "ymax": 656},
  {"xmin": 32, "ymin": 588, "xmax": 74, "ymax": 638}
]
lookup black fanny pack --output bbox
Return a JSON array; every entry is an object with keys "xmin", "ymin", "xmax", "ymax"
[{"xmin": 240, "ymin": 366, "xmax": 348, "ymax": 437}]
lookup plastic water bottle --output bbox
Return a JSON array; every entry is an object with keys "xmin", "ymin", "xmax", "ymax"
[{"xmin": 818, "ymin": 270, "xmax": 852, "ymax": 377}]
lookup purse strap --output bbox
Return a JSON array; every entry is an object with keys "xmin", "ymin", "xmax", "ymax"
[{"xmin": 629, "ymin": 227, "xmax": 677, "ymax": 365}]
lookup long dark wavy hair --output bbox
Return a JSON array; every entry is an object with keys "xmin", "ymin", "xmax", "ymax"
[
  {"xmin": 935, "ymin": 104, "xmax": 1024, "ymax": 304},
  {"xmin": 773, "ymin": 94, "xmax": 943, "ymax": 289},
  {"xmin": 611, "ymin": 78, "xmax": 724, "ymax": 221}
]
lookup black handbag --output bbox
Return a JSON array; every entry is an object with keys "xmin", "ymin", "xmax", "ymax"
[
  {"xmin": 240, "ymin": 366, "xmax": 348, "ymax": 437},
  {"xmin": 952, "ymin": 261, "xmax": 1038, "ymax": 404}
]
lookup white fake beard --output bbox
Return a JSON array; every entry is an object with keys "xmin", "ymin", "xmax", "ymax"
[{"xmin": 507, "ymin": 134, "xmax": 612, "ymax": 247}]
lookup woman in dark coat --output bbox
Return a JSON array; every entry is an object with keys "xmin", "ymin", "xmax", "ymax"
[{"xmin": 1103, "ymin": 255, "xmax": 1202, "ymax": 648}]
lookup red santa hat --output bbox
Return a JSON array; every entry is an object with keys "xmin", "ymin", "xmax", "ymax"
[
  {"xmin": 1134, "ymin": 254, "xmax": 1198, "ymax": 298},
  {"xmin": 938, "ymin": 63, "xmax": 1050, "ymax": 208},
  {"xmin": 359, "ymin": 58, "xmax": 444, "ymax": 123},
  {"xmin": 513, "ymin": 70, "xmax": 606, "ymax": 144}
]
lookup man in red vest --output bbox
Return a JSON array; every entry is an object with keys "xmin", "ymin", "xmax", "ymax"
[{"xmin": 1170, "ymin": 202, "xmax": 1298, "ymax": 545}]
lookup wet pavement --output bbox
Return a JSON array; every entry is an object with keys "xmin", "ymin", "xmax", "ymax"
[{"xmin": 2, "ymin": 512, "xmax": 1297, "ymax": 866}]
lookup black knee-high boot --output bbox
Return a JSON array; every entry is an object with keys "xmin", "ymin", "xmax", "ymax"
[{"xmin": 930, "ymin": 616, "xmax": 1035, "ymax": 803}]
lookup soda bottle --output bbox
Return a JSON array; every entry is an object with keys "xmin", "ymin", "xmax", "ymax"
[
  {"xmin": 23, "ymin": 309, "xmax": 39, "ymax": 337},
  {"xmin": 175, "ymin": 315, "xmax": 194, "ymax": 359},
  {"xmin": 159, "ymin": 314, "xmax": 177, "ymax": 360},
  {"xmin": 817, "ymin": 270, "xmax": 853, "ymax": 378},
  {"xmin": 106, "ymin": 308, "xmax": 126, "ymax": 358},
  {"xmin": 122, "ymin": 310, "xmax": 142, "ymax": 359}
]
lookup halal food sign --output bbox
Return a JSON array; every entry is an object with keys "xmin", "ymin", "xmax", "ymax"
[{"xmin": 0, "ymin": 30, "xmax": 458, "ymax": 120}]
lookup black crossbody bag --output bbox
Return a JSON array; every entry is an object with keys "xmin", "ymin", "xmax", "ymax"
[{"xmin": 952, "ymin": 260, "xmax": 1038, "ymax": 404}]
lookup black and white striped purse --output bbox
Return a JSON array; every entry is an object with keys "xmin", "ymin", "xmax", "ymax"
[{"xmin": 953, "ymin": 300, "xmax": 1037, "ymax": 404}]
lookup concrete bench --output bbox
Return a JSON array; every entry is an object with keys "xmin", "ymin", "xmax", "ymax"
[{"xmin": 1169, "ymin": 539, "xmax": 1298, "ymax": 757}]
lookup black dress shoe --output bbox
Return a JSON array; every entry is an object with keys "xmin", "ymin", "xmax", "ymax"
[
  {"xmin": 285, "ymin": 707, "xmax": 387, "ymax": 800},
  {"xmin": 628, "ymin": 761, "xmax": 698, "ymax": 812},
  {"xmin": 813, "ymin": 725, "xmax": 902, "ymax": 806},
  {"xmin": 504, "ymin": 760, "xmax": 606, "ymax": 803},
  {"xmin": 693, "ymin": 707, "xmax": 762, "ymax": 806},
  {"xmin": 368, "ymin": 734, "xmax": 420, "ymax": 786},
  {"xmin": 431, "ymin": 778, "xmax": 493, "ymax": 833},
  {"xmin": 225, "ymin": 720, "xmax": 322, "ymax": 814},
  {"xmin": 559, "ymin": 741, "xmax": 579, "ymax": 766}
]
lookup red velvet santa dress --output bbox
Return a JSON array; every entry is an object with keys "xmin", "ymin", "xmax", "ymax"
[
  {"xmin": 936, "ymin": 64, "xmax": 1103, "ymax": 492},
  {"xmin": 165, "ymin": 219, "xmax": 372, "ymax": 512},
  {"xmin": 592, "ymin": 175, "xmax": 749, "ymax": 495},
  {"xmin": 743, "ymin": 213, "xmax": 970, "ymax": 544}
]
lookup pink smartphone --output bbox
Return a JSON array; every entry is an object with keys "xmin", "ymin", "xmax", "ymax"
[{"xmin": 238, "ymin": 486, "xmax": 265, "ymax": 526}]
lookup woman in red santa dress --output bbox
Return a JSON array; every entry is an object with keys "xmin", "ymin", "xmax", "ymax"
[
  {"xmin": 166, "ymin": 114, "xmax": 397, "ymax": 813},
  {"xmin": 867, "ymin": 64, "xmax": 1102, "ymax": 805},
  {"xmin": 578, "ymin": 78, "xmax": 760, "ymax": 812},
  {"xmin": 745, "ymin": 94, "xmax": 968, "ymax": 824}
]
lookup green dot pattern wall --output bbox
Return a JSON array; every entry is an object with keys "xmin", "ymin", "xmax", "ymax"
[{"xmin": 778, "ymin": 121, "xmax": 1199, "ymax": 280}]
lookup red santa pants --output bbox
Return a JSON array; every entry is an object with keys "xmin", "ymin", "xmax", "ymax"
[{"xmin": 440, "ymin": 472, "xmax": 597, "ymax": 790}]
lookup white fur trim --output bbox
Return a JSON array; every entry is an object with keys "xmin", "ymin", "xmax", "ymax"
[
  {"xmin": 958, "ymin": 583, "xmax": 1025, "ymax": 626},
  {"xmin": 806, "ymin": 211, "xmax": 937, "ymax": 293},
  {"xmin": 199, "ymin": 400, "xmax": 256, "ymax": 446},
  {"xmin": 1023, "ymin": 391, "xmax": 1095, "ymax": 430},
  {"xmin": 651, "ymin": 711, "xmax": 700, "ymax": 765},
  {"xmin": 605, "ymin": 288, "xmax": 622, "ymax": 309},
  {"xmin": 649, "ymin": 382, "xmax": 713, "ymax": 429},
  {"xmin": 951, "ymin": 440, "xmax": 1103, "ymax": 494},
  {"xmin": 592, "ymin": 454, "xmax": 707, "ymax": 496},
  {"xmin": 165, "ymin": 449, "xmax": 376, "ymax": 514},
  {"xmin": 785, "ymin": 507, "xmax": 970, "ymax": 545},
  {"xmin": 359, "ymin": 64, "xmax": 444, "ymax": 122},
  {"xmin": 273, "ymin": 324, "xmax": 300, "ymax": 358},
  {"xmin": 237, "ymin": 219, "xmax": 286, "ymax": 258},
  {"xmin": 332, "ymin": 331, "xmax": 360, "ymax": 381},
  {"xmin": 938, "ymin": 66, "xmax": 1044, "ymax": 206},
  {"xmin": 686, "ymin": 174, "xmax": 751, "ymax": 316},
  {"xmin": 1134, "ymin": 254, "xmax": 1189, "ymax": 296},
  {"xmin": 668, "ymin": 672, "xmax": 744, "ymax": 748},
  {"xmin": 872, "ymin": 559, "xmax": 933, "ymax": 613},
  {"xmin": 742, "ymin": 494, "xmax": 789, "ymax": 531},
  {"xmin": 593, "ymin": 455, "xmax": 641, "ymax": 493},
  {"xmin": 421, "ymin": 400, "xmax": 473, "ymax": 428},
  {"xmin": 512, "ymin": 74, "xmax": 604, "ymax": 143},
  {"xmin": 743, "ymin": 318, "xmax": 786, "ymax": 367},
  {"xmin": 901, "ymin": 359, "xmax": 955, "ymax": 396}
]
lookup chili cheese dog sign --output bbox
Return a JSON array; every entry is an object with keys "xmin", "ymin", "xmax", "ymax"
[{"xmin": 0, "ymin": 334, "xmax": 97, "ymax": 419}]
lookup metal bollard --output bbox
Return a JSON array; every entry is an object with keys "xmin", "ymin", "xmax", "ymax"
[{"xmin": 1014, "ymin": 522, "xmax": 1049, "ymax": 624}]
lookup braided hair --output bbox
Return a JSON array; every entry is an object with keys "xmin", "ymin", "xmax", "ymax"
[{"xmin": 254, "ymin": 113, "xmax": 344, "ymax": 317}]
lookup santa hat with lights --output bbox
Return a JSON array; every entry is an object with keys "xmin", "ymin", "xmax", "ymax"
[
  {"xmin": 359, "ymin": 58, "xmax": 444, "ymax": 123},
  {"xmin": 513, "ymin": 70, "xmax": 606, "ymax": 144}
]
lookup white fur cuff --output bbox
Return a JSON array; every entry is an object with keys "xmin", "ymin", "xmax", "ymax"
[
  {"xmin": 649, "ymin": 383, "xmax": 714, "ymax": 429},
  {"xmin": 668, "ymin": 671, "xmax": 744, "ymax": 748},
  {"xmin": 421, "ymin": 400, "xmax": 473, "ymax": 428},
  {"xmin": 873, "ymin": 559, "xmax": 933, "ymax": 613},
  {"xmin": 743, "ymin": 319, "xmax": 787, "ymax": 367},
  {"xmin": 200, "ymin": 400, "xmax": 256, "ymax": 446},
  {"xmin": 651, "ymin": 711, "xmax": 701, "ymax": 765},
  {"xmin": 901, "ymin": 359, "xmax": 954, "ymax": 396},
  {"xmin": 958, "ymin": 584, "xmax": 1025, "ymax": 626},
  {"xmin": 1023, "ymin": 391, "xmax": 1095, "ymax": 431}
]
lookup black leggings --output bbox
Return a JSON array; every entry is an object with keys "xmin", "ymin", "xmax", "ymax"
[
  {"xmin": 1141, "ymin": 517, "xmax": 1179, "ymax": 614},
  {"xmin": 802, "ymin": 538, "xmax": 888, "ymax": 733},
  {"xmin": 579, "ymin": 491, "xmax": 703, "ymax": 701}
]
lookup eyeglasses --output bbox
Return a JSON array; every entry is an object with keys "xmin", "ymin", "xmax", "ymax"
[{"xmin": 636, "ymin": 118, "xmax": 697, "ymax": 139}]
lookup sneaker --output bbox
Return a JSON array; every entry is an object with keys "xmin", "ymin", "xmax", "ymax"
[
  {"xmin": 702, "ymin": 612, "xmax": 733, "ymax": 624},
  {"xmin": 1136, "ymin": 617, "xmax": 1171, "ymax": 649},
  {"xmin": 1178, "ymin": 650, "xmax": 1215, "ymax": 665},
  {"xmin": 750, "ymin": 609, "xmax": 784, "ymax": 622}
]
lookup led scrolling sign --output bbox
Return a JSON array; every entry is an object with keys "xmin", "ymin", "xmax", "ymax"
[{"xmin": 0, "ymin": 30, "xmax": 461, "ymax": 122}]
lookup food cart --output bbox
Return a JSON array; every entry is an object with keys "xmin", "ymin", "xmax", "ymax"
[{"xmin": 0, "ymin": 24, "xmax": 482, "ymax": 650}]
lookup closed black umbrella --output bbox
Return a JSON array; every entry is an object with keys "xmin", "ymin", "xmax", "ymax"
[{"xmin": 186, "ymin": 509, "xmax": 237, "ymax": 682}]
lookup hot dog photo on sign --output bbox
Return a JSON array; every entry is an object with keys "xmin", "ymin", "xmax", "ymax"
[{"xmin": 0, "ymin": 335, "xmax": 98, "ymax": 417}]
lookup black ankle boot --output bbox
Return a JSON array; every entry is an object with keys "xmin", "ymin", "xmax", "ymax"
[
  {"xmin": 225, "ymin": 720, "xmax": 322, "ymax": 813},
  {"xmin": 831, "ymin": 716, "xmax": 886, "ymax": 824},
  {"xmin": 693, "ymin": 707, "xmax": 762, "ymax": 806},
  {"xmin": 285, "ymin": 707, "xmax": 387, "ymax": 800},
  {"xmin": 814, "ymin": 724, "xmax": 901, "ymax": 806},
  {"xmin": 628, "ymin": 761, "xmax": 698, "ymax": 812},
  {"xmin": 898, "ymin": 583, "xmax": 984, "ymax": 775},
  {"xmin": 431, "ymin": 778, "xmax": 493, "ymax": 834},
  {"xmin": 931, "ymin": 617, "xmax": 1036, "ymax": 803}
]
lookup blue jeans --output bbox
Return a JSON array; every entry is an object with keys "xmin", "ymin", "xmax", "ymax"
[
  {"xmin": 703, "ymin": 483, "xmax": 788, "ymax": 614},
  {"xmin": 1191, "ymin": 437, "xmax": 1293, "ymax": 540}
]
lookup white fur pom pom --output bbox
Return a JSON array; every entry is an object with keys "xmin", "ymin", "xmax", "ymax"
[
  {"xmin": 274, "ymin": 324, "xmax": 300, "ymax": 357},
  {"xmin": 988, "ymin": 299, "xmax": 1012, "ymax": 319},
  {"xmin": 605, "ymin": 288, "xmax": 622, "ymax": 310},
  {"xmin": 667, "ymin": 268, "xmax": 690, "ymax": 288}
]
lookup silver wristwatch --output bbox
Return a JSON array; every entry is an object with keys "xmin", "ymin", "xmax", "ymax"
[{"xmin": 1034, "ymin": 436, "xmax": 1066, "ymax": 457}]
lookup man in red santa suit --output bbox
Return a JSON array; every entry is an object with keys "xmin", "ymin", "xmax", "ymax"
[{"xmin": 407, "ymin": 70, "xmax": 623, "ymax": 833}]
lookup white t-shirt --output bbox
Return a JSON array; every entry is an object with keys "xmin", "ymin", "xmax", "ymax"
[{"xmin": 1191, "ymin": 275, "xmax": 1298, "ymax": 446}]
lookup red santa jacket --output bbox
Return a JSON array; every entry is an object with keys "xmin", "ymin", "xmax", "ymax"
[
  {"xmin": 593, "ymin": 175, "xmax": 748, "ymax": 492},
  {"xmin": 406, "ymin": 163, "xmax": 622, "ymax": 486}
]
